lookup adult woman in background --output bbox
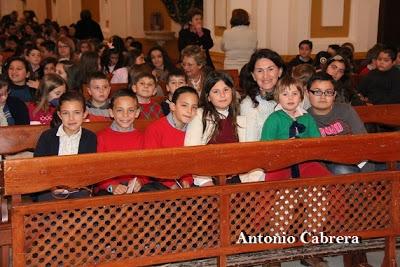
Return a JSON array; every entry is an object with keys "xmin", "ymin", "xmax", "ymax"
[
  {"xmin": 240, "ymin": 49, "xmax": 285, "ymax": 141},
  {"xmin": 221, "ymin": 9, "xmax": 257, "ymax": 71},
  {"xmin": 181, "ymin": 45, "xmax": 210, "ymax": 95},
  {"xmin": 178, "ymin": 8, "xmax": 214, "ymax": 69}
]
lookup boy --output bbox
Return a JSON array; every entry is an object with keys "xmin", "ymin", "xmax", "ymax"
[
  {"xmin": 306, "ymin": 71, "xmax": 371, "ymax": 267},
  {"xmin": 161, "ymin": 68, "xmax": 187, "ymax": 115},
  {"xmin": 130, "ymin": 72, "xmax": 163, "ymax": 120},
  {"xmin": 96, "ymin": 89, "xmax": 149, "ymax": 195},
  {"xmin": 86, "ymin": 71, "xmax": 111, "ymax": 121},
  {"xmin": 287, "ymin": 40, "xmax": 314, "ymax": 73},
  {"xmin": 39, "ymin": 40, "xmax": 57, "ymax": 59},
  {"xmin": 0, "ymin": 77, "xmax": 30, "ymax": 126},
  {"xmin": 358, "ymin": 46, "xmax": 400, "ymax": 104}
]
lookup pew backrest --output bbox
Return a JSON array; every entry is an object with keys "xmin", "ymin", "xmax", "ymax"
[{"xmin": 354, "ymin": 104, "xmax": 400, "ymax": 126}]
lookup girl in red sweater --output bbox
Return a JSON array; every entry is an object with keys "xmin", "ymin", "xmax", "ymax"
[
  {"xmin": 96, "ymin": 89, "xmax": 148, "ymax": 195},
  {"xmin": 144, "ymin": 86, "xmax": 199, "ymax": 189}
]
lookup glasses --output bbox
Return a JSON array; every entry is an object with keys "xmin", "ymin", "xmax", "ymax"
[{"xmin": 308, "ymin": 89, "xmax": 335, "ymax": 97}]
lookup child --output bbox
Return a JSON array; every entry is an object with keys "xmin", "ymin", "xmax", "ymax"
[
  {"xmin": 86, "ymin": 71, "xmax": 111, "ymax": 121},
  {"xmin": 185, "ymin": 71, "xmax": 264, "ymax": 186},
  {"xmin": 34, "ymin": 91, "xmax": 97, "ymax": 157},
  {"xmin": 358, "ymin": 46, "xmax": 400, "ymax": 104},
  {"xmin": 161, "ymin": 68, "xmax": 187, "ymax": 115},
  {"xmin": 25, "ymin": 46, "xmax": 42, "ymax": 80},
  {"xmin": 261, "ymin": 76, "xmax": 330, "ymax": 180},
  {"xmin": 96, "ymin": 89, "xmax": 148, "ymax": 195},
  {"xmin": 34, "ymin": 91, "xmax": 96, "ymax": 201},
  {"xmin": 27, "ymin": 73, "xmax": 67, "ymax": 125},
  {"xmin": 130, "ymin": 72, "xmax": 163, "ymax": 120},
  {"xmin": 0, "ymin": 76, "xmax": 30, "ymax": 126},
  {"xmin": 144, "ymin": 86, "xmax": 199, "ymax": 189},
  {"xmin": 6, "ymin": 56, "xmax": 35, "ymax": 102},
  {"xmin": 287, "ymin": 40, "xmax": 314, "ymax": 73},
  {"xmin": 40, "ymin": 57, "xmax": 57, "ymax": 76}
]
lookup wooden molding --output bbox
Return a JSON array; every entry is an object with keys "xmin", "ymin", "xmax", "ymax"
[{"xmin": 311, "ymin": 0, "xmax": 351, "ymax": 38}]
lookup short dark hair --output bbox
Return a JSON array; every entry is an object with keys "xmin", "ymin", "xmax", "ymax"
[
  {"xmin": 58, "ymin": 91, "xmax": 86, "ymax": 112},
  {"xmin": 187, "ymin": 8, "xmax": 203, "ymax": 23},
  {"xmin": 132, "ymin": 72, "xmax": 156, "ymax": 85},
  {"xmin": 299, "ymin": 40, "xmax": 313, "ymax": 50},
  {"xmin": 307, "ymin": 72, "xmax": 335, "ymax": 91},
  {"xmin": 0, "ymin": 76, "xmax": 9, "ymax": 90},
  {"xmin": 110, "ymin": 89, "xmax": 138, "ymax": 109},
  {"xmin": 80, "ymin": 9, "xmax": 92, "ymax": 20},
  {"xmin": 378, "ymin": 46, "xmax": 396, "ymax": 61},
  {"xmin": 171, "ymin": 86, "xmax": 198, "ymax": 104},
  {"xmin": 167, "ymin": 68, "xmax": 187, "ymax": 83},
  {"xmin": 230, "ymin": 9, "xmax": 250, "ymax": 27},
  {"xmin": 40, "ymin": 40, "xmax": 56, "ymax": 53},
  {"xmin": 88, "ymin": 71, "xmax": 108, "ymax": 84}
]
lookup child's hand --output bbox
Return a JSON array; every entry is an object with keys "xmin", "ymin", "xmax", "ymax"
[
  {"xmin": 182, "ymin": 181, "xmax": 191, "ymax": 188},
  {"xmin": 112, "ymin": 184, "xmax": 128, "ymax": 195},
  {"xmin": 127, "ymin": 178, "xmax": 142, "ymax": 193},
  {"xmin": 27, "ymin": 80, "xmax": 40, "ymax": 89}
]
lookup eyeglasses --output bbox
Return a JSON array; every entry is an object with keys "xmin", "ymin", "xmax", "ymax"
[{"xmin": 308, "ymin": 89, "xmax": 335, "ymax": 97}]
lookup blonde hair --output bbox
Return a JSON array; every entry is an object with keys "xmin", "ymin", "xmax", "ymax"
[{"xmin": 273, "ymin": 76, "xmax": 304, "ymax": 102}]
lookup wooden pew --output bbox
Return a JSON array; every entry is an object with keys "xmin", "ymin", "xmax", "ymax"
[
  {"xmin": 354, "ymin": 104, "xmax": 400, "ymax": 127},
  {"xmin": 2, "ymin": 132, "xmax": 400, "ymax": 266},
  {"xmin": 0, "ymin": 120, "xmax": 154, "ymax": 156}
]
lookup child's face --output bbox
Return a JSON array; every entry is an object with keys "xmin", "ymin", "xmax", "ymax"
[
  {"xmin": 135, "ymin": 53, "xmax": 145, "ymax": 65},
  {"xmin": 44, "ymin": 63, "xmax": 56, "ymax": 75},
  {"xmin": 88, "ymin": 79, "xmax": 111, "ymax": 105},
  {"xmin": 8, "ymin": 60, "xmax": 29, "ymax": 85},
  {"xmin": 207, "ymin": 80, "xmax": 233, "ymax": 110},
  {"xmin": 40, "ymin": 47, "xmax": 53, "ymax": 58},
  {"xmin": 278, "ymin": 85, "xmax": 302, "ymax": 115},
  {"xmin": 55, "ymin": 63, "xmax": 67, "ymax": 80},
  {"xmin": 48, "ymin": 84, "xmax": 66, "ymax": 102},
  {"xmin": 132, "ymin": 77, "xmax": 156, "ymax": 99},
  {"xmin": 80, "ymin": 43, "xmax": 90, "ymax": 53},
  {"xmin": 57, "ymin": 41, "xmax": 71, "ymax": 58},
  {"xmin": 326, "ymin": 61, "xmax": 345, "ymax": 81},
  {"xmin": 150, "ymin": 50, "xmax": 164, "ymax": 69},
  {"xmin": 0, "ymin": 86, "xmax": 8, "ymax": 106},
  {"xmin": 299, "ymin": 44, "xmax": 312, "ymax": 59},
  {"xmin": 57, "ymin": 100, "xmax": 87, "ymax": 136},
  {"xmin": 252, "ymin": 58, "xmax": 282, "ymax": 94},
  {"xmin": 109, "ymin": 53, "xmax": 119, "ymax": 66},
  {"xmin": 167, "ymin": 76, "xmax": 186, "ymax": 96},
  {"xmin": 26, "ymin": 49, "xmax": 41, "ymax": 66},
  {"xmin": 308, "ymin": 80, "xmax": 336, "ymax": 115},
  {"xmin": 376, "ymin": 52, "xmax": 394, "ymax": 72},
  {"xmin": 170, "ymin": 92, "xmax": 198, "ymax": 126},
  {"xmin": 109, "ymin": 96, "xmax": 140, "ymax": 130}
]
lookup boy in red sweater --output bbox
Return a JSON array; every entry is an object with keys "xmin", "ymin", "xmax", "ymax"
[
  {"xmin": 130, "ymin": 72, "xmax": 163, "ymax": 120},
  {"xmin": 96, "ymin": 89, "xmax": 148, "ymax": 195},
  {"xmin": 144, "ymin": 86, "xmax": 199, "ymax": 189}
]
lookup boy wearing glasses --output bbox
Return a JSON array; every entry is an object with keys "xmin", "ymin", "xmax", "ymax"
[{"xmin": 86, "ymin": 72, "xmax": 112, "ymax": 121}]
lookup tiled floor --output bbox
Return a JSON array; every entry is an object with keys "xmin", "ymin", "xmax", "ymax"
[{"xmin": 281, "ymin": 250, "xmax": 400, "ymax": 267}]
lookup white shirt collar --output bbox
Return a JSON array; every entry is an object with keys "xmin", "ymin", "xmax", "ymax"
[{"xmin": 56, "ymin": 124, "xmax": 82, "ymax": 138}]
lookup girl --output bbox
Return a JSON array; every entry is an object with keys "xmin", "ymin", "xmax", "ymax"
[
  {"xmin": 34, "ymin": 90, "xmax": 96, "ymax": 156},
  {"xmin": 34, "ymin": 91, "xmax": 97, "ymax": 201},
  {"xmin": 102, "ymin": 48, "xmax": 125, "ymax": 83},
  {"xmin": 185, "ymin": 71, "xmax": 264, "ymax": 186},
  {"xmin": 260, "ymin": 76, "xmax": 330, "ymax": 179},
  {"xmin": 76, "ymin": 51, "xmax": 101, "ymax": 89},
  {"xmin": 146, "ymin": 46, "xmax": 175, "ymax": 83},
  {"xmin": 240, "ymin": 49, "xmax": 285, "ymax": 141},
  {"xmin": 144, "ymin": 86, "xmax": 199, "ymax": 189},
  {"xmin": 27, "ymin": 73, "xmax": 67, "ymax": 125},
  {"xmin": 55, "ymin": 60, "xmax": 80, "ymax": 92},
  {"xmin": 6, "ymin": 56, "xmax": 35, "ymax": 102}
]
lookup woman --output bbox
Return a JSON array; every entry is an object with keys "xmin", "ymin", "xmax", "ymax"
[
  {"xmin": 240, "ymin": 49, "xmax": 285, "ymax": 141},
  {"xmin": 56, "ymin": 36, "xmax": 76, "ymax": 61},
  {"xmin": 221, "ymin": 9, "xmax": 257, "ymax": 71},
  {"xmin": 178, "ymin": 8, "xmax": 214, "ymax": 69},
  {"xmin": 181, "ymin": 45, "xmax": 210, "ymax": 95}
]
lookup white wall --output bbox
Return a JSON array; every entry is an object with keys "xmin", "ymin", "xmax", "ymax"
[
  {"xmin": 51, "ymin": 0, "xmax": 81, "ymax": 27},
  {"xmin": 206, "ymin": 0, "xmax": 380, "ymax": 54}
]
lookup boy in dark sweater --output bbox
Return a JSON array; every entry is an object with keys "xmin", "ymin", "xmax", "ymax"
[
  {"xmin": 287, "ymin": 40, "xmax": 314, "ymax": 74},
  {"xmin": 160, "ymin": 68, "xmax": 187, "ymax": 115},
  {"xmin": 358, "ymin": 46, "xmax": 400, "ymax": 104}
]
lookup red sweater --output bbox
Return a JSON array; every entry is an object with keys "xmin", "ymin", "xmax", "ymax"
[
  {"xmin": 138, "ymin": 99, "xmax": 163, "ymax": 120},
  {"xmin": 96, "ymin": 127, "xmax": 148, "ymax": 191},
  {"xmin": 144, "ymin": 116, "xmax": 193, "ymax": 187},
  {"xmin": 27, "ymin": 102, "xmax": 55, "ymax": 125}
]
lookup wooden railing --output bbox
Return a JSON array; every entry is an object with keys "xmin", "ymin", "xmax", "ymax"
[{"xmin": 2, "ymin": 132, "xmax": 400, "ymax": 266}]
